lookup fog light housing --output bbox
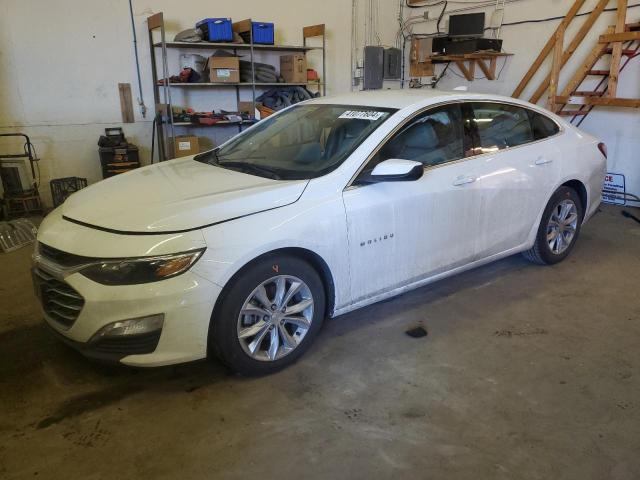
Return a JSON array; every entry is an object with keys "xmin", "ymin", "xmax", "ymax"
[{"xmin": 91, "ymin": 314, "xmax": 164, "ymax": 340}]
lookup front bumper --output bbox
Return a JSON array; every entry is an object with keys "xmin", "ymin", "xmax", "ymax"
[
  {"xmin": 44, "ymin": 320, "xmax": 162, "ymax": 363},
  {"xmin": 36, "ymin": 267, "xmax": 221, "ymax": 366},
  {"xmin": 32, "ymin": 209, "xmax": 222, "ymax": 366}
]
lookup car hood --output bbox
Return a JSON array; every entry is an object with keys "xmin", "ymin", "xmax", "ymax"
[{"xmin": 61, "ymin": 157, "xmax": 308, "ymax": 233}]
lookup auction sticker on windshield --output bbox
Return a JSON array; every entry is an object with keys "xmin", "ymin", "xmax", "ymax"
[{"xmin": 339, "ymin": 110, "xmax": 387, "ymax": 121}]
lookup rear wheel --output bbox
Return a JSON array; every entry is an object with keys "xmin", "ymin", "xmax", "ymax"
[
  {"xmin": 523, "ymin": 186, "xmax": 583, "ymax": 265},
  {"xmin": 209, "ymin": 255, "xmax": 325, "ymax": 375}
]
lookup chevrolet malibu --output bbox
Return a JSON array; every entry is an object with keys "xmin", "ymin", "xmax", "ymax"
[{"xmin": 33, "ymin": 90, "xmax": 606, "ymax": 374}]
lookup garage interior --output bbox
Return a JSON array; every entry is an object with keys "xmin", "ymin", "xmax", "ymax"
[{"xmin": 1, "ymin": 0, "xmax": 639, "ymax": 478}]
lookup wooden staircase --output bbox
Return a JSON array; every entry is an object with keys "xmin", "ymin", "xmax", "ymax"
[
  {"xmin": 512, "ymin": 0, "xmax": 640, "ymax": 125},
  {"xmin": 554, "ymin": 21, "xmax": 640, "ymax": 125}
]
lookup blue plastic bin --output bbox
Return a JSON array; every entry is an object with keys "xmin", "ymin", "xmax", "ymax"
[
  {"xmin": 196, "ymin": 18, "xmax": 233, "ymax": 42},
  {"xmin": 251, "ymin": 22, "xmax": 274, "ymax": 45}
]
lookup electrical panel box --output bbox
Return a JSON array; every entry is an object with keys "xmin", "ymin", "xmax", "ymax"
[
  {"xmin": 363, "ymin": 46, "xmax": 384, "ymax": 90},
  {"xmin": 383, "ymin": 48, "xmax": 402, "ymax": 79}
]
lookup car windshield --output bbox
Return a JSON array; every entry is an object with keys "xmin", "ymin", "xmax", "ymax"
[{"xmin": 195, "ymin": 104, "xmax": 396, "ymax": 180}]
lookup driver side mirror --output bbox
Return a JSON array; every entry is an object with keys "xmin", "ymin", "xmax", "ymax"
[{"xmin": 358, "ymin": 159, "xmax": 424, "ymax": 184}]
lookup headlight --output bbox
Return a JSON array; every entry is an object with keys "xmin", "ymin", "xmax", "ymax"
[{"xmin": 79, "ymin": 249, "xmax": 205, "ymax": 285}]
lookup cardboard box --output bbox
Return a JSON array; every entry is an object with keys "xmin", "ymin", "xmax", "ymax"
[
  {"xmin": 237, "ymin": 101, "xmax": 253, "ymax": 114},
  {"xmin": 238, "ymin": 101, "xmax": 261, "ymax": 118},
  {"xmin": 280, "ymin": 54, "xmax": 307, "ymax": 83},
  {"xmin": 232, "ymin": 19, "xmax": 275, "ymax": 45},
  {"xmin": 207, "ymin": 55, "xmax": 239, "ymax": 83},
  {"xmin": 232, "ymin": 19, "xmax": 253, "ymax": 36},
  {"xmin": 172, "ymin": 135, "xmax": 200, "ymax": 158}
]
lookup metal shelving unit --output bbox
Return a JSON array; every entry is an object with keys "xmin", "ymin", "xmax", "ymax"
[
  {"xmin": 173, "ymin": 120, "xmax": 257, "ymax": 127},
  {"xmin": 166, "ymin": 82, "xmax": 323, "ymax": 88},
  {"xmin": 147, "ymin": 12, "xmax": 326, "ymax": 161},
  {"xmin": 154, "ymin": 41, "xmax": 322, "ymax": 52}
]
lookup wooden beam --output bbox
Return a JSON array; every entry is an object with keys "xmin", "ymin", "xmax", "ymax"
[
  {"xmin": 530, "ymin": 0, "xmax": 609, "ymax": 104},
  {"xmin": 599, "ymin": 31, "xmax": 640, "ymax": 43},
  {"xmin": 476, "ymin": 58, "xmax": 495, "ymax": 80},
  {"xmin": 147, "ymin": 12, "xmax": 163, "ymax": 31},
  {"xmin": 512, "ymin": 0, "xmax": 587, "ymax": 98},
  {"xmin": 118, "ymin": 83, "xmax": 134, "ymax": 123},
  {"xmin": 303, "ymin": 24, "xmax": 325, "ymax": 38},
  {"xmin": 548, "ymin": 25, "xmax": 565, "ymax": 111},
  {"xmin": 554, "ymin": 95, "xmax": 640, "ymax": 107},
  {"xmin": 559, "ymin": 26, "xmax": 615, "ymax": 98},
  {"xmin": 583, "ymin": 97, "xmax": 640, "ymax": 107},
  {"xmin": 454, "ymin": 61, "xmax": 474, "ymax": 81},
  {"xmin": 608, "ymin": 0, "xmax": 628, "ymax": 97}
]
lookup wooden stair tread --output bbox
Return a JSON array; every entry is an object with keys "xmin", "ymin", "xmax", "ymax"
[
  {"xmin": 587, "ymin": 69, "xmax": 610, "ymax": 75},
  {"xmin": 573, "ymin": 91, "xmax": 605, "ymax": 96},
  {"xmin": 604, "ymin": 48, "xmax": 637, "ymax": 55},
  {"xmin": 626, "ymin": 22, "xmax": 640, "ymax": 31},
  {"xmin": 557, "ymin": 110, "xmax": 589, "ymax": 116}
]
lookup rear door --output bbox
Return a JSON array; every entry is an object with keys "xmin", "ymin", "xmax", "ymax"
[{"xmin": 463, "ymin": 102, "xmax": 561, "ymax": 258}]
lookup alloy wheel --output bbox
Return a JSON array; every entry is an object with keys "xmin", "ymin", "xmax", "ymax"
[
  {"xmin": 237, "ymin": 275, "xmax": 314, "ymax": 362},
  {"xmin": 547, "ymin": 199, "xmax": 578, "ymax": 255}
]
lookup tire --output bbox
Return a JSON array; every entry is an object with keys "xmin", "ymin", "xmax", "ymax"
[
  {"xmin": 209, "ymin": 255, "xmax": 325, "ymax": 375},
  {"xmin": 523, "ymin": 186, "xmax": 583, "ymax": 265}
]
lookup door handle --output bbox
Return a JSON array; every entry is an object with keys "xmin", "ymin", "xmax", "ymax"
[
  {"xmin": 452, "ymin": 175, "xmax": 477, "ymax": 186},
  {"xmin": 535, "ymin": 156, "xmax": 553, "ymax": 166}
]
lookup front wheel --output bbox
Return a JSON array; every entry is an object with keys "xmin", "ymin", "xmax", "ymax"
[
  {"xmin": 209, "ymin": 255, "xmax": 325, "ymax": 375},
  {"xmin": 523, "ymin": 186, "xmax": 583, "ymax": 265}
]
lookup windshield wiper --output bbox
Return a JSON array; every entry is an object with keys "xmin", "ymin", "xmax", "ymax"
[{"xmin": 217, "ymin": 160, "xmax": 282, "ymax": 180}]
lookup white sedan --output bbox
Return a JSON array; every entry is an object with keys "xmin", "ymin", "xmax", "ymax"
[{"xmin": 33, "ymin": 90, "xmax": 606, "ymax": 374}]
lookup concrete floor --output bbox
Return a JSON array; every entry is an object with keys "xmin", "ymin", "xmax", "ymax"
[{"xmin": 1, "ymin": 205, "xmax": 639, "ymax": 479}]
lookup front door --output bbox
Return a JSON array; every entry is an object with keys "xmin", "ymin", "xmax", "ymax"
[{"xmin": 342, "ymin": 103, "xmax": 485, "ymax": 303}]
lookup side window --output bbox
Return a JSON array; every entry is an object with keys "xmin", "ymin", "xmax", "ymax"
[
  {"xmin": 375, "ymin": 104, "xmax": 466, "ymax": 167},
  {"xmin": 528, "ymin": 110, "xmax": 560, "ymax": 140},
  {"xmin": 468, "ymin": 102, "xmax": 534, "ymax": 153}
]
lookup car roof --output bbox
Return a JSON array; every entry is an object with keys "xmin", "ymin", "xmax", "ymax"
[{"xmin": 307, "ymin": 89, "xmax": 536, "ymax": 111}]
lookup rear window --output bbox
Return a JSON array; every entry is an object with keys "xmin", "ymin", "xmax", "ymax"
[
  {"xmin": 528, "ymin": 110, "xmax": 560, "ymax": 140},
  {"xmin": 468, "ymin": 102, "xmax": 534, "ymax": 153}
]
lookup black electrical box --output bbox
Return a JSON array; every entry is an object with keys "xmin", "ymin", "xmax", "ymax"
[
  {"xmin": 383, "ymin": 48, "xmax": 402, "ymax": 79},
  {"xmin": 363, "ymin": 46, "xmax": 384, "ymax": 89}
]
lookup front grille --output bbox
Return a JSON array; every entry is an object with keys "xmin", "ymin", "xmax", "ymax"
[
  {"xmin": 33, "ymin": 267, "xmax": 85, "ymax": 328},
  {"xmin": 91, "ymin": 331, "xmax": 162, "ymax": 355},
  {"xmin": 39, "ymin": 242, "xmax": 93, "ymax": 267}
]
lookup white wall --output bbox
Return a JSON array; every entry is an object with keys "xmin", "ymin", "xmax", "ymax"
[
  {"xmin": 1, "ymin": 0, "xmax": 638, "ymax": 208},
  {"xmin": 0, "ymin": 0, "xmax": 352, "ymax": 207},
  {"xmin": 352, "ymin": 0, "xmax": 640, "ymax": 202}
]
